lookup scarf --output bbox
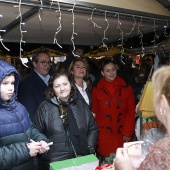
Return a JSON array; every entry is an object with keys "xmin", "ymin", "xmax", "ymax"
[{"xmin": 57, "ymin": 97, "xmax": 81, "ymax": 156}]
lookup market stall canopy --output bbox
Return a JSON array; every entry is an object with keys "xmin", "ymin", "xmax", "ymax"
[
  {"xmin": 21, "ymin": 46, "xmax": 67, "ymax": 58},
  {"xmin": 0, "ymin": 0, "xmax": 170, "ymax": 48},
  {"xmin": 86, "ymin": 46, "xmax": 129, "ymax": 58}
]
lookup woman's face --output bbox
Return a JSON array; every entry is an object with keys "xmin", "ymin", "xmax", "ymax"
[
  {"xmin": 72, "ymin": 61, "xmax": 86, "ymax": 79},
  {"xmin": 0, "ymin": 75, "xmax": 15, "ymax": 101},
  {"xmin": 53, "ymin": 75, "xmax": 71, "ymax": 102},
  {"xmin": 101, "ymin": 62, "xmax": 117, "ymax": 82}
]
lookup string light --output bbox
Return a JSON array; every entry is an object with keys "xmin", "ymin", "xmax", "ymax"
[
  {"xmin": 0, "ymin": 35, "xmax": 10, "ymax": 51},
  {"xmin": 164, "ymin": 19, "xmax": 169, "ymax": 37},
  {"xmin": 116, "ymin": 12, "xmax": 125, "ymax": 64},
  {"xmin": 1, "ymin": 1, "xmax": 169, "ymax": 60},
  {"xmin": 53, "ymin": 2, "xmax": 62, "ymax": 48},
  {"xmin": 0, "ymin": 14, "xmax": 10, "ymax": 51},
  {"xmin": 151, "ymin": 18, "xmax": 159, "ymax": 53},
  {"xmin": 138, "ymin": 16, "xmax": 145, "ymax": 54},
  {"xmin": 14, "ymin": 0, "xmax": 28, "ymax": 67},
  {"xmin": 88, "ymin": 8, "xmax": 101, "ymax": 28},
  {"xmin": 102, "ymin": 10, "xmax": 109, "ymax": 50},
  {"xmin": 50, "ymin": 0, "xmax": 54, "ymax": 9},
  {"xmin": 0, "ymin": 30, "xmax": 6, "ymax": 32},
  {"xmin": 126, "ymin": 15, "xmax": 136, "ymax": 35},
  {"xmin": 68, "ymin": 2, "xmax": 78, "ymax": 57},
  {"xmin": 38, "ymin": 0, "xmax": 43, "ymax": 21}
]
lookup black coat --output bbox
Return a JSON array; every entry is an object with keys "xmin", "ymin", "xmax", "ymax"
[
  {"xmin": 59, "ymin": 53, "xmax": 76, "ymax": 70},
  {"xmin": 34, "ymin": 95, "xmax": 98, "ymax": 169},
  {"xmin": 18, "ymin": 69, "xmax": 48, "ymax": 121},
  {"xmin": 76, "ymin": 87, "xmax": 92, "ymax": 107}
]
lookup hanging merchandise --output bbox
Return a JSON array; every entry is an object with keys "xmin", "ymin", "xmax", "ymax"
[
  {"xmin": 136, "ymin": 80, "xmax": 158, "ymax": 139},
  {"xmin": 137, "ymin": 81, "xmax": 155, "ymax": 119},
  {"xmin": 135, "ymin": 80, "xmax": 166, "ymax": 145}
]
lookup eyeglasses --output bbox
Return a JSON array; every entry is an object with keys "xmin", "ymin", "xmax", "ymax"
[{"xmin": 38, "ymin": 61, "xmax": 52, "ymax": 66}]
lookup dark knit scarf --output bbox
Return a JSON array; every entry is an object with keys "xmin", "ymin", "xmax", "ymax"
[{"xmin": 58, "ymin": 98, "xmax": 81, "ymax": 157}]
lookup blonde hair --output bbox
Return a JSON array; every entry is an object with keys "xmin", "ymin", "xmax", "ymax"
[{"xmin": 152, "ymin": 66, "xmax": 170, "ymax": 106}]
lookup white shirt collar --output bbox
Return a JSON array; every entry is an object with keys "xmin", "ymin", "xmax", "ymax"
[
  {"xmin": 76, "ymin": 81, "xmax": 89, "ymax": 105},
  {"xmin": 34, "ymin": 69, "xmax": 50, "ymax": 85}
]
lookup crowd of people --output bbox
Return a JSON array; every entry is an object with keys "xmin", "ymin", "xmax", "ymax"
[{"xmin": 0, "ymin": 46, "xmax": 170, "ymax": 170}]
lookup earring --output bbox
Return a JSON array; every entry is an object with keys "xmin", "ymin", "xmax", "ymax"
[{"xmin": 160, "ymin": 108, "xmax": 163, "ymax": 115}]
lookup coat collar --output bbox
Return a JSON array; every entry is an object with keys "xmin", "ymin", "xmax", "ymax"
[{"xmin": 96, "ymin": 76, "xmax": 126, "ymax": 90}]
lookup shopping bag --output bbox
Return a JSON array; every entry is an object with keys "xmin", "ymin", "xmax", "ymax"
[{"xmin": 50, "ymin": 154, "xmax": 99, "ymax": 170}]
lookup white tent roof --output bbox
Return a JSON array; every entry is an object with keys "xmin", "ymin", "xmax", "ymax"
[{"xmin": 0, "ymin": 0, "xmax": 169, "ymax": 48}]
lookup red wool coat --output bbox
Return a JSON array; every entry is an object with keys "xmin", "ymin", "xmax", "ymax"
[{"xmin": 91, "ymin": 76, "xmax": 136, "ymax": 156}]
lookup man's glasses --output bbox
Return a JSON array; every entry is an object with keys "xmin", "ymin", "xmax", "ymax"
[{"xmin": 38, "ymin": 61, "xmax": 52, "ymax": 66}]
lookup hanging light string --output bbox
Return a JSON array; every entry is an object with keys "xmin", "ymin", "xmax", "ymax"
[
  {"xmin": 164, "ymin": 19, "xmax": 169, "ymax": 37},
  {"xmin": 14, "ymin": 0, "xmax": 27, "ymax": 67},
  {"xmin": 1, "ymin": 1, "xmax": 168, "ymax": 54},
  {"xmin": 116, "ymin": 12, "xmax": 125, "ymax": 64},
  {"xmin": 0, "ymin": 14, "xmax": 6, "ymax": 33},
  {"xmin": 138, "ymin": 16, "xmax": 145, "ymax": 54},
  {"xmin": 38, "ymin": 0, "xmax": 43, "ymax": 21},
  {"xmin": 126, "ymin": 15, "xmax": 136, "ymax": 35},
  {"xmin": 68, "ymin": 2, "xmax": 79, "ymax": 57},
  {"xmin": 151, "ymin": 18, "xmax": 159, "ymax": 53},
  {"xmin": 102, "ymin": 10, "xmax": 109, "ymax": 50},
  {"xmin": 50, "ymin": 0, "xmax": 54, "ymax": 9},
  {"xmin": 53, "ymin": 2, "xmax": 62, "ymax": 48},
  {"xmin": 0, "ymin": 15, "xmax": 10, "ymax": 51},
  {"xmin": 0, "ymin": 35, "xmax": 10, "ymax": 51},
  {"xmin": 88, "ymin": 8, "xmax": 101, "ymax": 28}
]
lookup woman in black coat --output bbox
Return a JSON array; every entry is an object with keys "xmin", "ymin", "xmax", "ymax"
[{"xmin": 34, "ymin": 69, "xmax": 98, "ymax": 170}]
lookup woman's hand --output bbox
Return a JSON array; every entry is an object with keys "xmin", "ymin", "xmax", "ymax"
[
  {"xmin": 39, "ymin": 140, "xmax": 50, "ymax": 154},
  {"xmin": 27, "ymin": 141, "xmax": 43, "ymax": 157},
  {"xmin": 92, "ymin": 112, "xmax": 96, "ymax": 118},
  {"xmin": 114, "ymin": 148, "xmax": 133, "ymax": 170}
]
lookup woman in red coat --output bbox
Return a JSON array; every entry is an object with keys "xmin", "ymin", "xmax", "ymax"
[{"xmin": 91, "ymin": 59, "xmax": 135, "ymax": 162}]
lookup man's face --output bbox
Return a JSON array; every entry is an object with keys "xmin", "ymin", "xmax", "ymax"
[
  {"xmin": 33, "ymin": 53, "xmax": 51, "ymax": 77},
  {"xmin": 74, "ymin": 49, "xmax": 84, "ymax": 57}
]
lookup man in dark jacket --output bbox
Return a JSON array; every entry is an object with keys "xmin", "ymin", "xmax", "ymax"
[{"xmin": 18, "ymin": 51, "xmax": 51, "ymax": 121}]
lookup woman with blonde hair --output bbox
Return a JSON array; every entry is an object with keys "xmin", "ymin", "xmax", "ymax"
[{"xmin": 114, "ymin": 65, "xmax": 170, "ymax": 170}]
